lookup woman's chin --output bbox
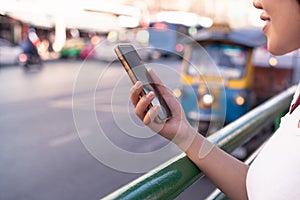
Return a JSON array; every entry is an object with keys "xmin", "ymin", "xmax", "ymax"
[{"xmin": 267, "ymin": 40, "xmax": 300, "ymax": 55}]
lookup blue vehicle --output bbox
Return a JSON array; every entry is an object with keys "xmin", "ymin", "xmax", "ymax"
[
  {"xmin": 148, "ymin": 21, "xmax": 192, "ymax": 58},
  {"xmin": 174, "ymin": 28, "xmax": 268, "ymax": 136}
]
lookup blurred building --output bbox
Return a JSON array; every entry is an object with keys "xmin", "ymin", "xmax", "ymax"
[
  {"xmin": 0, "ymin": 14, "xmax": 22, "ymax": 44},
  {"xmin": 129, "ymin": 0, "xmax": 262, "ymax": 28},
  {"xmin": 0, "ymin": 0, "xmax": 263, "ymax": 49}
]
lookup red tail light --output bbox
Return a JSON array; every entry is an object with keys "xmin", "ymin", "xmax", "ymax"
[
  {"xmin": 175, "ymin": 43, "xmax": 184, "ymax": 52},
  {"xmin": 19, "ymin": 54, "xmax": 27, "ymax": 62}
]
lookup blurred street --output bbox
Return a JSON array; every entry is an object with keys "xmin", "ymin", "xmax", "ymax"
[
  {"xmin": 1, "ymin": 1, "xmax": 300, "ymax": 199},
  {"xmin": 0, "ymin": 59, "xmax": 215, "ymax": 200}
]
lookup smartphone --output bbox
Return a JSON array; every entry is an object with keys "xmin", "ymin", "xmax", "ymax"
[{"xmin": 114, "ymin": 43, "xmax": 172, "ymax": 123}]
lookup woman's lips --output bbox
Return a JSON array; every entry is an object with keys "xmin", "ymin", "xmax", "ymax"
[
  {"xmin": 260, "ymin": 14, "xmax": 270, "ymax": 21},
  {"xmin": 260, "ymin": 14, "xmax": 271, "ymax": 33},
  {"xmin": 262, "ymin": 21, "xmax": 270, "ymax": 33}
]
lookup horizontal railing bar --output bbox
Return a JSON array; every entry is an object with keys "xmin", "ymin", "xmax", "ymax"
[
  {"xmin": 210, "ymin": 85, "xmax": 297, "ymax": 152},
  {"xmin": 102, "ymin": 85, "xmax": 297, "ymax": 200},
  {"xmin": 102, "ymin": 153, "xmax": 202, "ymax": 200}
]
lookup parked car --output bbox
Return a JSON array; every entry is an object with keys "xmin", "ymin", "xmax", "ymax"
[
  {"xmin": 80, "ymin": 42, "xmax": 96, "ymax": 59},
  {"xmin": 0, "ymin": 38, "xmax": 22, "ymax": 66},
  {"xmin": 92, "ymin": 39, "xmax": 150, "ymax": 62},
  {"xmin": 85, "ymin": 30, "xmax": 151, "ymax": 62}
]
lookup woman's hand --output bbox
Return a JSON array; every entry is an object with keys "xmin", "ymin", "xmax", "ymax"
[
  {"xmin": 130, "ymin": 69, "xmax": 250, "ymax": 200},
  {"xmin": 130, "ymin": 68, "xmax": 197, "ymax": 150}
]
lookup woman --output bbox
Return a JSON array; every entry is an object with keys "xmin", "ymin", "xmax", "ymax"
[{"xmin": 130, "ymin": 0, "xmax": 300, "ymax": 199}]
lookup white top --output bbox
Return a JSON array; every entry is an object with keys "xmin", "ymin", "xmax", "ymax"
[{"xmin": 246, "ymin": 82, "xmax": 300, "ymax": 199}]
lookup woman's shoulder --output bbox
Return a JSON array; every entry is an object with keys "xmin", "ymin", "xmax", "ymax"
[{"xmin": 246, "ymin": 128, "xmax": 300, "ymax": 199}]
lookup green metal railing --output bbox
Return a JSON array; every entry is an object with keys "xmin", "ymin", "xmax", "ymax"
[{"xmin": 102, "ymin": 85, "xmax": 297, "ymax": 200}]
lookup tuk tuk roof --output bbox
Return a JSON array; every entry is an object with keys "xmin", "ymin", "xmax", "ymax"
[{"xmin": 194, "ymin": 27, "xmax": 267, "ymax": 48}]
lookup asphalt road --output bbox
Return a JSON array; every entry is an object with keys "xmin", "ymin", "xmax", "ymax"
[{"xmin": 0, "ymin": 59, "xmax": 215, "ymax": 200}]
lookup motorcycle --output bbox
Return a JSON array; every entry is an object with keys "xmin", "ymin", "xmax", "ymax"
[{"xmin": 19, "ymin": 53, "xmax": 43, "ymax": 71}]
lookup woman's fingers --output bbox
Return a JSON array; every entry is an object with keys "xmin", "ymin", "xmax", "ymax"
[
  {"xmin": 137, "ymin": 91, "xmax": 154, "ymax": 118},
  {"xmin": 143, "ymin": 104, "xmax": 159, "ymax": 125},
  {"xmin": 130, "ymin": 80, "xmax": 164, "ymax": 131},
  {"xmin": 130, "ymin": 81, "xmax": 143, "ymax": 107},
  {"xmin": 130, "ymin": 69, "xmax": 175, "ymax": 127},
  {"xmin": 144, "ymin": 105, "xmax": 164, "ymax": 133},
  {"xmin": 131, "ymin": 83, "xmax": 156, "ymax": 120}
]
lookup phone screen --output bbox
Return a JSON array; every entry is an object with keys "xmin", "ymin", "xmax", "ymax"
[
  {"xmin": 114, "ymin": 44, "xmax": 171, "ymax": 123},
  {"xmin": 117, "ymin": 45, "xmax": 151, "ymax": 86}
]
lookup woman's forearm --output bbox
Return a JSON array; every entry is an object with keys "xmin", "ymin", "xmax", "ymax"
[{"xmin": 184, "ymin": 133, "xmax": 249, "ymax": 200}]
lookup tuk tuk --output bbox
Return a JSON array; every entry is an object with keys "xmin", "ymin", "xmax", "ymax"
[{"xmin": 174, "ymin": 28, "xmax": 267, "ymax": 135}]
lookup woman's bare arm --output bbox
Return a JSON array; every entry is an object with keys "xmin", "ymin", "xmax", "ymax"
[{"xmin": 130, "ymin": 69, "xmax": 249, "ymax": 200}]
